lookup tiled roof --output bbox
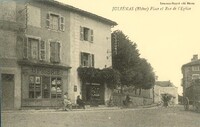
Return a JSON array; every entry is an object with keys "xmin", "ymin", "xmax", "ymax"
[
  {"xmin": 155, "ymin": 81, "xmax": 175, "ymax": 87},
  {"xmin": 35, "ymin": 0, "xmax": 117, "ymax": 26},
  {"xmin": 182, "ymin": 59, "xmax": 200, "ymax": 67}
]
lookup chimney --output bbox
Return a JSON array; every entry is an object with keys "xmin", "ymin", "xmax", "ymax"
[{"xmin": 191, "ymin": 54, "xmax": 198, "ymax": 61}]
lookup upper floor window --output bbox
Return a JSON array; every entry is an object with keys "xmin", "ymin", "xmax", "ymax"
[
  {"xmin": 80, "ymin": 26, "xmax": 93, "ymax": 42},
  {"xmin": 23, "ymin": 36, "xmax": 46, "ymax": 61},
  {"xmin": 50, "ymin": 41, "xmax": 61, "ymax": 63},
  {"xmin": 192, "ymin": 74, "xmax": 200, "ymax": 80},
  {"xmin": 192, "ymin": 66, "xmax": 200, "ymax": 71},
  {"xmin": 46, "ymin": 13, "xmax": 65, "ymax": 31},
  {"xmin": 80, "ymin": 52, "xmax": 94, "ymax": 67}
]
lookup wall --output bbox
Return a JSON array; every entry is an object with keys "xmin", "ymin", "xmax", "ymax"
[
  {"xmin": 182, "ymin": 65, "xmax": 200, "ymax": 97},
  {"xmin": 0, "ymin": 1, "xmax": 16, "ymax": 22},
  {"xmin": 154, "ymin": 85, "xmax": 178, "ymax": 104},
  {"xmin": 69, "ymin": 12, "xmax": 113, "ymax": 103},
  {"xmin": 22, "ymin": 1, "xmax": 71, "ymax": 66},
  {"xmin": 0, "ymin": 1, "xmax": 22, "ymax": 109},
  {"xmin": 113, "ymin": 94, "xmax": 153, "ymax": 107}
]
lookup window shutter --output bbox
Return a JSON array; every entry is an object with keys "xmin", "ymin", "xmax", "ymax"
[
  {"xmin": 91, "ymin": 54, "xmax": 94, "ymax": 67},
  {"xmin": 60, "ymin": 16, "xmax": 65, "ymax": 31},
  {"xmin": 23, "ymin": 37, "xmax": 28, "ymax": 59},
  {"xmin": 90, "ymin": 29, "xmax": 94, "ymax": 43},
  {"xmin": 50, "ymin": 42, "xmax": 56, "ymax": 62},
  {"xmin": 46, "ymin": 13, "xmax": 50, "ymax": 28},
  {"xmin": 80, "ymin": 52, "xmax": 83, "ymax": 66},
  {"xmin": 80, "ymin": 26, "xmax": 84, "ymax": 41},
  {"xmin": 39, "ymin": 40, "xmax": 46, "ymax": 61},
  {"xmin": 56, "ymin": 41, "xmax": 61, "ymax": 63}
]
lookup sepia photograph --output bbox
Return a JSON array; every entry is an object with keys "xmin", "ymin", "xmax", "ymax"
[{"xmin": 1, "ymin": 0, "xmax": 200, "ymax": 127}]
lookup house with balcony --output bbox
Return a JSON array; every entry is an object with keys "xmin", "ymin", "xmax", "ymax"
[{"xmin": 0, "ymin": 0, "xmax": 117, "ymax": 110}]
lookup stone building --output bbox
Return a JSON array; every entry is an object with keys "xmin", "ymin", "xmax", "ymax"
[
  {"xmin": 182, "ymin": 55, "xmax": 200, "ymax": 97},
  {"xmin": 0, "ymin": 0, "xmax": 117, "ymax": 110}
]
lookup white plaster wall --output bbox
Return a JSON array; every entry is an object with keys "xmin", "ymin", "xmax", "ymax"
[
  {"xmin": 154, "ymin": 85, "xmax": 178, "ymax": 104},
  {"xmin": 0, "ymin": 1, "xmax": 16, "ymax": 22},
  {"xmin": 69, "ymin": 12, "xmax": 112, "ymax": 103}
]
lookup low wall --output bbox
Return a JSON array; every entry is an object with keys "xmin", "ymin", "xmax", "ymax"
[{"xmin": 112, "ymin": 94, "xmax": 153, "ymax": 107}]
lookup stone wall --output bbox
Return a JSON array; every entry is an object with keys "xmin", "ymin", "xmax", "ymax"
[{"xmin": 112, "ymin": 94, "xmax": 153, "ymax": 107}]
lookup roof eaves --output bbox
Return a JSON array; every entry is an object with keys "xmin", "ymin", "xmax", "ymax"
[
  {"xmin": 182, "ymin": 59, "xmax": 200, "ymax": 68},
  {"xmin": 35, "ymin": 0, "xmax": 118, "ymax": 26}
]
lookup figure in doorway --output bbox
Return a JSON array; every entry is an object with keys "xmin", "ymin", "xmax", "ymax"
[{"xmin": 76, "ymin": 95, "xmax": 85, "ymax": 109}]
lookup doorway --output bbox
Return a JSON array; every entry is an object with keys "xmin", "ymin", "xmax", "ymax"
[
  {"xmin": 1, "ymin": 74, "xmax": 14, "ymax": 110},
  {"xmin": 82, "ymin": 83, "xmax": 105, "ymax": 105}
]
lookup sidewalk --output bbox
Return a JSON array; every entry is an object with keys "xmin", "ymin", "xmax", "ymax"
[{"xmin": 2, "ymin": 104, "xmax": 159, "ymax": 113}]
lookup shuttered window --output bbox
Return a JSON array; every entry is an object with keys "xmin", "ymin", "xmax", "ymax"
[
  {"xmin": 46, "ymin": 13, "xmax": 65, "ymax": 32},
  {"xmin": 80, "ymin": 52, "xmax": 95, "ymax": 67},
  {"xmin": 23, "ymin": 37, "xmax": 46, "ymax": 61},
  {"xmin": 80, "ymin": 26, "xmax": 94, "ymax": 43}
]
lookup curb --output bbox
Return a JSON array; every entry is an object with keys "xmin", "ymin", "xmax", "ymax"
[{"xmin": 2, "ymin": 104, "xmax": 160, "ymax": 113}]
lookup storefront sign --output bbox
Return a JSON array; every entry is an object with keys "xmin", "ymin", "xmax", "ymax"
[{"xmin": 31, "ymin": 67, "xmax": 62, "ymax": 75}]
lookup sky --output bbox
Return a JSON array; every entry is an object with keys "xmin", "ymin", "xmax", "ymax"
[{"xmin": 57, "ymin": 0, "xmax": 200, "ymax": 95}]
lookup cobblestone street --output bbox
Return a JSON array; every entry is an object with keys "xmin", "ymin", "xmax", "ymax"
[{"xmin": 2, "ymin": 105, "xmax": 200, "ymax": 127}]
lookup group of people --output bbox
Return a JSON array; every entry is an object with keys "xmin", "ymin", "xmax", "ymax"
[{"xmin": 63, "ymin": 92, "xmax": 85, "ymax": 111}]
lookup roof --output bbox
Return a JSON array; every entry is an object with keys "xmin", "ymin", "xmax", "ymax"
[
  {"xmin": 182, "ymin": 59, "xmax": 200, "ymax": 68},
  {"xmin": 35, "ymin": 0, "xmax": 117, "ymax": 26},
  {"xmin": 155, "ymin": 81, "xmax": 175, "ymax": 87}
]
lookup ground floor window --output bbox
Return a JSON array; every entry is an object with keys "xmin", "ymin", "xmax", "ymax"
[{"xmin": 29, "ymin": 76, "xmax": 62, "ymax": 99}]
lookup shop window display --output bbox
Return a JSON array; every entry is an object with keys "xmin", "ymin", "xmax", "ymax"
[
  {"xmin": 51, "ymin": 77, "xmax": 62, "ymax": 98},
  {"xmin": 29, "ymin": 76, "xmax": 62, "ymax": 99}
]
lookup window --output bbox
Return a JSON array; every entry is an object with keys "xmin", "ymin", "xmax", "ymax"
[
  {"xmin": 80, "ymin": 52, "xmax": 94, "ymax": 67},
  {"xmin": 51, "ymin": 77, "xmax": 62, "ymax": 98},
  {"xmin": 80, "ymin": 26, "xmax": 93, "ymax": 42},
  {"xmin": 23, "ymin": 37, "xmax": 46, "ymax": 61},
  {"xmin": 29, "ymin": 76, "xmax": 62, "ymax": 99},
  {"xmin": 46, "ymin": 13, "xmax": 65, "ymax": 31},
  {"xmin": 50, "ymin": 41, "xmax": 61, "ymax": 63},
  {"xmin": 192, "ymin": 66, "xmax": 200, "ymax": 71},
  {"xmin": 192, "ymin": 74, "xmax": 200, "ymax": 80}
]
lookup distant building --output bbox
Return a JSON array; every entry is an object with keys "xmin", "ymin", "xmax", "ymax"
[
  {"xmin": 181, "ymin": 54, "xmax": 200, "ymax": 97},
  {"xmin": 154, "ymin": 81, "xmax": 178, "ymax": 104},
  {"xmin": 0, "ymin": 0, "xmax": 117, "ymax": 110}
]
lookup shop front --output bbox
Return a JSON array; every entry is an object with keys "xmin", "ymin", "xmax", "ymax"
[
  {"xmin": 20, "ymin": 62, "xmax": 70, "ymax": 108},
  {"xmin": 82, "ymin": 83, "xmax": 105, "ymax": 106}
]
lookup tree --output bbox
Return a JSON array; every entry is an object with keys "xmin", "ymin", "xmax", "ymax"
[{"xmin": 112, "ymin": 30, "xmax": 155, "ymax": 91}]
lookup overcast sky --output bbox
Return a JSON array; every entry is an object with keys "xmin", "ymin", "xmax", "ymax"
[{"xmin": 57, "ymin": 0, "xmax": 200, "ymax": 95}]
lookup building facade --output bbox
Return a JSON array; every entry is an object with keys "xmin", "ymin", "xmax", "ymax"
[
  {"xmin": 154, "ymin": 81, "xmax": 178, "ymax": 104},
  {"xmin": 0, "ymin": 0, "xmax": 117, "ymax": 110},
  {"xmin": 182, "ymin": 55, "xmax": 200, "ymax": 97}
]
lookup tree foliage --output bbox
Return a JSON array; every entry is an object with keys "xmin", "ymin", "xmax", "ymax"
[
  {"xmin": 77, "ymin": 67, "xmax": 121, "ymax": 89},
  {"xmin": 112, "ymin": 30, "xmax": 155, "ymax": 89}
]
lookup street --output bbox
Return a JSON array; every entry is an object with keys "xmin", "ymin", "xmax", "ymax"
[{"xmin": 2, "ymin": 105, "xmax": 200, "ymax": 127}]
